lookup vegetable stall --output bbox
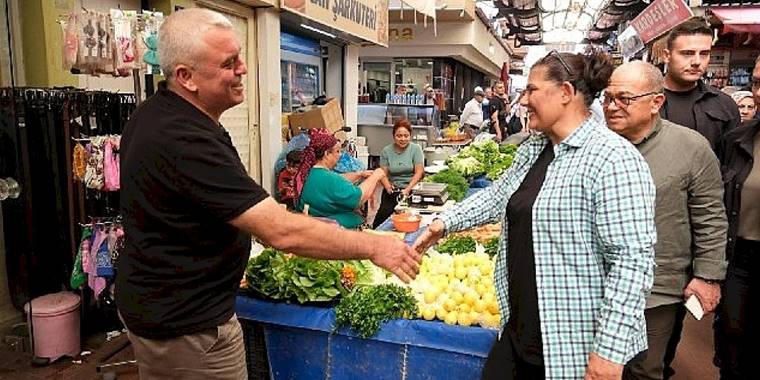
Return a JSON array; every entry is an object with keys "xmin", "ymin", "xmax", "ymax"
[{"xmin": 235, "ymin": 142, "xmax": 519, "ymax": 379}]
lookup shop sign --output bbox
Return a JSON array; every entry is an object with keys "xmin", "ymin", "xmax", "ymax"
[
  {"xmin": 629, "ymin": 0, "xmax": 693, "ymax": 44},
  {"xmin": 389, "ymin": 27, "xmax": 414, "ymax": 41},
  {"xmin": 282, "ymin": 0, "xmax": 389, "ymax": 46}
]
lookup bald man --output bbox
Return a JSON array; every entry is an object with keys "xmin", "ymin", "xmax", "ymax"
[{"xmin": 603, "ymin": 61, "xmax": 728, "ymax": 380}]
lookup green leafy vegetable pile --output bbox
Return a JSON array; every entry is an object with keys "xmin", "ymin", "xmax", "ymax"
[
  {"xmin": 424, "ymin": 169, "xmax": 468, "ymax": 201},
  {"xmin": 334, "ymin": 284, "xmax": 418, "ymax": 338},
  {"xmin": 245, "ymin": 248, "xmax": 348, "ymax": 303},
  {"xmin": 483, "ymin": 237, "xmax": 499, "ymax": 257},
  {"xmin": 446, "ymin": 140, "xmax": 518, "ymax": 180},
  {"xmin": 436, "ymin": 235, "xmax": 477, "ymax": 255}
]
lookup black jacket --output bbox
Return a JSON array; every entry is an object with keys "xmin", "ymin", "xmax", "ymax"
[
  {"xmin": 660, "ymin": 80, "xmax": 740, "ymax": 162},
  {"xmin": 721, "ymin": 119, "xmax": 760, "ymax": 260}
]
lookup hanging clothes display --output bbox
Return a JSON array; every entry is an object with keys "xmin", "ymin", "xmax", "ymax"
[
  {"xmin": 0, "ymin": 87, "xmax": 135, "ymax": 310},
  {"xmin": 59, "ymin": 8, "xmax": 164, "ymax": 77}
]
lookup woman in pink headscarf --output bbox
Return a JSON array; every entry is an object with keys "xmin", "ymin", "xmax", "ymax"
[{"xmin": 295, "ymin": 129, "xmax": 387, "ymax": 228}]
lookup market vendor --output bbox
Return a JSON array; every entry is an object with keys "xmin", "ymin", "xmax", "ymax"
[
  {"xmin": 296, "ymin": 129, "xmax": 386, "ymax": 228},
  {"xmin": 373, "ymin": 118, "xmax": 424, "ymax": 228}
]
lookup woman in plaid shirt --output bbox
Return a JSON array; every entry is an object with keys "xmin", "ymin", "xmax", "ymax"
[{"xmin": 414, "ymin": 51, "xmax": 657, "ymax": 380}]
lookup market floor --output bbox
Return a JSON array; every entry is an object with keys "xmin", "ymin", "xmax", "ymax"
[
  {"xmin": 671, "ymin": 313, "xmax": 720, "ymax": 380},
  {"xmin": 0, "ymin": 333, "xmax": 138, "ymax": 380},
  {"xmin": 0, "ymin": 314, "xmax": 719, "ymax": 380}
]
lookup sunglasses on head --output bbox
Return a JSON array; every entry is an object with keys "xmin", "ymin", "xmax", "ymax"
[{"xmin": 546, "ymin": 50, "xmax": 573, "ymax": 75}]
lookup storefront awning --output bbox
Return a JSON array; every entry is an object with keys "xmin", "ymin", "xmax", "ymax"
[{"xmin": 710, "ymin": 7, "xmax": 760, "ymax": 34}]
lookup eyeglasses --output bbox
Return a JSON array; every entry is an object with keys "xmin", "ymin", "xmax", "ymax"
[
  {"xmin": 602, "ymin": 91, "xmax": 660, "ymax": 108},
  {"xmin": 752, "ymin": 77, "xmax": 760, "ymax": 89},
  {"xmin": 547, "ymin": 50, "xmax": 573, "ymax": 75}
]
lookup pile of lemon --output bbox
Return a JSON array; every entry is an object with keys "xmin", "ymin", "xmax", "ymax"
[{"xmin": 409, "ymin": 250, "xmax": 501, "ymax": 328}]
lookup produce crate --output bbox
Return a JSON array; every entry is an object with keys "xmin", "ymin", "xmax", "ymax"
[
  {"xmin": 236, "ymin": 296, "xmax": 497, "ymax": 380},
  {"xmin": 240, "ymin": 320, "xmax": 271, "ymax": 380}
]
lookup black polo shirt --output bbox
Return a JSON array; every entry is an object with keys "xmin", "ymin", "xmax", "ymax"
[{"xmin": 116, "ymin": 83, "xmax": 268, "ymax": 339}]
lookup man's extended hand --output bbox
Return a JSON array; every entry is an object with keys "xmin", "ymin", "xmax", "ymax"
[
  {"xmin": 584, "ymin": 352, "xmax": 623, "ymax": 380},
  {"xmin": 684, "ymin": 278, "xmax": 721, "ymax": 313},
  {"xmin": 411, "ymin": 219, "xmax": 445, "ymax": 254},
  {"xmin": 367, "ymin": 235, "xmax": 421, "ymax": 283}
]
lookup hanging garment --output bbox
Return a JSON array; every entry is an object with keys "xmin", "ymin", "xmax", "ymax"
[
  {"xmin": 70, "ymin": 227, "xmax": 92, "ymax": 289},
  {"xmin": 111, "ymin": 10, "xmax": 134, "ymax": 76},
  {"xmin": 96, "ymin": 229, "xmax": 114, "ymax": 278},
  {"xmin": 101, "ymin": 13, "xmax": 115, "ymax": 75},
  {"xmin": 72, "ymin": 142, "xmax": 87, "ymax": 181},
  {"xmin": 61, "ymin": 13, "xmax": 79, "ymax": 70},
  {"xmin": 77, "ymin": 10, "xmax": 99, "ymax": 73},
  {"xmin": 112, "ymin": 226, "xmax": 124, "ymax": 262},
  {"xmin": 103, "ymin": 136, "xmax": 120, "ymax": 191},
  {"xmin": 87, "ymin": 227, "xmax": 108, "ymax": 297},
  {"xmin": 84, "ymin": 136, "xmax": 105, "ymax": 190},
  {"xmin": 143, "ymin": 32, "xmax": 160, "ymax": 74}
]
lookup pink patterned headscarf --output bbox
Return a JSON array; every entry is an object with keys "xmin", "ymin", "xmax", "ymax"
[{"xmin": 294, "ymin": 129, "xmax": 339, "ymax": 200}]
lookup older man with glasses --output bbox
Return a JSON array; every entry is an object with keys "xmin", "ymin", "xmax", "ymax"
[{"xmin": 603, "ymin": 61, "xmax": 728, "ymax": 380}]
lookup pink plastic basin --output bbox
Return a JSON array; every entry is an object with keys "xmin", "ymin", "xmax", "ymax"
[{"xmin": 23, "ymin": 292, "xmax": 81, "ymax": 362}]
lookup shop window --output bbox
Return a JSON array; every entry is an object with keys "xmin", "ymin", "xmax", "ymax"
[
  {"xmin": 363, "ymin": 62, "xmax": 391, "ymax": 103},
  {"xmin": 281, "ymin": 60, "xmax": 320, "ymax": 112},
  {"xmin": 393, "ymin": 58, "xmax": 433, "ymax": 97}
]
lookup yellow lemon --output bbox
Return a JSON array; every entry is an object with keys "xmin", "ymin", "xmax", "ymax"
[
  {"xmin": 473, "ymin": 299, "xmax": 487, "ymax": 313},
  {"xmin": 444, "ymin": 311, "xmax": 458, "ymax": 325},
  {"xmin": 487, "ymin": 301, "xmax": 500, "ymax": 315},
  {"xmin": 422, "ymin": 307, "xmax": 436, "ymax": 321},
  {"xmin": 475, "ymin": 283, "xmax": 487, "ymax": 297},
  {"xmin": 458, "ymin": 303, "xmax": 471, "ymax": 314},
  {"xmin": 444, "ymin": 298, "xmax": 457, "ymax": 312},
  {"xmin": 450, "ymin": 291, "xmax": 464, "ymax": 305},
  {"xmin": 463, "ymin": 292, "xmax": 478, "ymax": 306},
  {"xmin": 457, "ymin": 312, "xmax": 473, "ymax": 327},
  {"xmin": 436, "ymin": 307, "xmax": 448, "ymax": 321},
  {"xmin": 455, "ymin": 267, "xmax": 467, "ymax": 280},
  {"xmin": 423, "ymin": 290, "xmax": 437, "ymax": 304}
]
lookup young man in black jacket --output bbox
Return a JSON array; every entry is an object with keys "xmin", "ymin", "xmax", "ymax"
[{"xmin": 659, "ymin": 17, "xmax": 740, "ymax": 163}]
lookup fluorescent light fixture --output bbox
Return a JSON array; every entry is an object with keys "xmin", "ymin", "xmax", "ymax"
[{"xmin": 300, "ymin": 23, "xmax": 336, "ymax": 39}]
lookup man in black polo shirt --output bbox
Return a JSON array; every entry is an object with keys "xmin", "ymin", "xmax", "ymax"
[{"xmin": 116, "ymin": 9, "xmax": 420, "ymax": 380}]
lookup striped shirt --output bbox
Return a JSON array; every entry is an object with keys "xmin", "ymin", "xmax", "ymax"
[{"xmin": 440, "ymin": 117, "xmax": 656, "ymax": 379}]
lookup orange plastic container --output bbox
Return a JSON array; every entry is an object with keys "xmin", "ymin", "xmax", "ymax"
[{"xmin": 391, "ymin": 213, "xmax": 421, "ymax": 233}]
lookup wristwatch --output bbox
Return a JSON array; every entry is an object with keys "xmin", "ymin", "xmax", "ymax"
[{"xmin": 696, "ymin": 277, "xmax": 722, "ymax": 285}]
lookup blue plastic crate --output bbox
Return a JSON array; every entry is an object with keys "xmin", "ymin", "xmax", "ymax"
[{"xmin": 237, "ymin": 296, "xmax": 498, "ymax": 380}]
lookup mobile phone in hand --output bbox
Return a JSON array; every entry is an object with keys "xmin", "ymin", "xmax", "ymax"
[{"xmin": 685, "ymin": 294, "xmax": 704, "ymax": 320}]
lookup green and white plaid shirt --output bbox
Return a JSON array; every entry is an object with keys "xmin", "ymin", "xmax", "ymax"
[{"xmin": 440, "ymin": 117, "xmax": 656, "ymax": 379}]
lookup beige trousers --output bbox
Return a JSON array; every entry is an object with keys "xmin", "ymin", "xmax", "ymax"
[{"xmin": 127, "ymin": 315, "xmax": 248, "ymax": 380}]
